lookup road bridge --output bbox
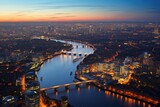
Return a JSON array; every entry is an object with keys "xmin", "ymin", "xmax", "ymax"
[
  {"xmin": 40, "ymin": 80, "xmax": 96, "ymax": 91},
  {"xmin": 62, "ymin": 51, "xmax": 92, "ymax": 56}
]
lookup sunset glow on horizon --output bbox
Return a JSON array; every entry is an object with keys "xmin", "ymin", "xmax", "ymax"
[{"xmin": 0, "ymin": 0, "xmax": 160, "ymax": 22}]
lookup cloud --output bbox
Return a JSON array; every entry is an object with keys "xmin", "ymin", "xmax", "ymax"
[
  {"xmin": 50, "ymin": 15, "xmax": 76, "ymax": 19},
  {"xmin": 50, "ymin": 16, "xmax": 59, "ymax": 19},
  {"xmin": 54, "ymin": 13, "xmax": 72, "ymax": 15},
  {"xmin": 64, "ymin": 15, "xmax": 76, "ymax": 18},
  {"xmin": 49, "ymin": 13, "xmax": 75, "ymax": 19},
  {"xmin": 14, "ymin": 12, "xmax": 26, "ymax": 17},
  {"xmin": 40, "ymin": 4, "xmax": 106, "ymax": 10}
]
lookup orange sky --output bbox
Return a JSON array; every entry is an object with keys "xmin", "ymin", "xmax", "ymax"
[
  {"xmin": 0, "ymin": 0, "xmax": 159, "ymax": 22},
  {"xmin": 0, "ymin": 12, "xmax": 138, "ymax": 22}
]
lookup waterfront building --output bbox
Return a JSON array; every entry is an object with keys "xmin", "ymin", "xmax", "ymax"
[
  {"xmin": 77, "ymin": 64, "xmax": 89, "ymax": 74},
  {"xmin": 25, "ymin": 71, "xmax": 38, "ymax": 83},
  {"xmin": 120, "ymin": 65, "xmax": 130, "ymax": 76},
  {"xmin": 94, "ymin": 63, "xmax": 108, "ymax": 72},
  {"xmin": 142, "ymin": 52, "xmax": 153, "ymax": 66},
  {"xmin": 120, "ymin": 66, "xmax": 125, "ymax": 75},
  {"xmin": 153, "ymin": 28, "xmax": 160, "ymax": 35},
  {"xmin": 89, "ymin": 63, "xmax": 115, "ymax": 72},
  {"xmin": 113, "ymin": 65, "xmax": 120, "ymax": 80},
  {"xmin": 25, "ymin": 90, "xmax": 40, "ymax": 107},
  {"xmin": 157, "ymin": 67, "xmax": 160, "ymax": 75},
  {"xmin": 26, "ymin": 81, "xmax": 40, "ymax": 92},
  {"xmin": 114, "ymin": 65, "xmax": 120, "ymax": 75},
  {"xmin": 123, "ymin": 57, "xmax": 132, "ymax": 65},
  {"xmin": 2, "ymin": 95, "xmax": 17, "ymax": 107},
  {"xmin": 16, "ymin": 78, "xmax": 21, "ymax": 86},
  {"xmin": 61, "ymin": 96, "xmax": 68, "ymax": 107},
  {"xmin": 0, "ymin": 57, "xmax": 4, "ymax": 63},
  {"xmin": 132, "ymin": 62, "xmax": 141, "ymax": 68}
]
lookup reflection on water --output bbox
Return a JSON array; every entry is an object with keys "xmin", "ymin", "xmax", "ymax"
[
  {"xmin": 37, "ymin": 41, "xmax": 151, "ymax": 107},
  {"xmin": 47, "ymin": 85, "xmax": 151, "ymax": 107},
  {"xmin": 37, "ymin": 41, "xmax": 94, "ymax": 88},
  {"xmin": 65, "ymin": 89, "xmax": 69, "ymax": 94},
  {"xmin": 77, "ymin": 87, "xmax": 80, "ymax": 93},
  {"xmin": 88, "ymin": 85, "xmax": 91, "ymax": 91}
]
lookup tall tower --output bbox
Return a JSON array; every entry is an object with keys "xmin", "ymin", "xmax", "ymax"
[
  {"xmin": 25, "ymin": 90, "xmax": 40, "ymax": 107},
  {"xmin": 48, "ymin": 25, "xmax": 52, "ymax": 32},
  {"xmin": 154, "ymin": 28, "xmax": 159, "ymax": 35}
]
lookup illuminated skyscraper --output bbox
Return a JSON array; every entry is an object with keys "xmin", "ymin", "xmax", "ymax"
[
  {"xmin": 153, "ymin": 28, "xmax": 160, "ymax": 35},
  {"xmin": 26, "ymin": 81, "xmax": 40, "ymax": 92},
  {"xmin": 61, "ymin": 96, "xmax": 68, "ymax": 107},
  {"xmin": 25, "ymin": 90, "xmax": 40, "ymax": 107},
  {"xmin": 25, "ymin": 71, "xmax": 38, "ymax": 83}
]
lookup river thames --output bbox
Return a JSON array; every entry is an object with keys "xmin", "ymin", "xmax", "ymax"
[{"xmin": 37, "ymin": 40, "xmax": 152, "ymax": 107}]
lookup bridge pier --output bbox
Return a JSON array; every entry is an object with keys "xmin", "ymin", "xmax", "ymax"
[
  {"xmin": 84, "ymin": 54, "xmax": 86, "ymax": 56},
  {"xmin": 76, "ymin": 84, "xmax": 81, "ymax": 87},
  {"xmin": 68, "ymin": 53, "xmax": 71, "ymax": 55},
  {"xmin": 41, "ymin": 90, "xmax": 47, "ymax": 96},
  {"xmin": 54, "ymin": 88, "xmax": 58, "ymax": 92},
  {"xmin": 65, "ymin": 86, "xmax": 69, "ymax": 90},
  {"xmin": 86, "ymin": 82, "xmax": 91, "ymax": 86},
  {"xmin": 62, "ymin": 52, "xmax": 90, "ymax": 56},
  {"xmin": 79, "ymin": 54, "xmax": 82, "ymax": 56}
]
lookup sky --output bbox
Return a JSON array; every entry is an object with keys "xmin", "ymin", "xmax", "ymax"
[{"xmin": 0, "ymin": 0, "xmax": 160, "ymax": 22}]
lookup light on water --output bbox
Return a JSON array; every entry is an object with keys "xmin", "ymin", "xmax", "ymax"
[{"xmin": 37, "ymin": 40, "xmax": 151, "ymax": 107}]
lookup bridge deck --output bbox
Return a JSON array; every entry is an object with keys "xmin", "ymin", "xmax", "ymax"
[
  {"xmin": 41, "ymin": 80, "xmax": 96, "ymax": 91},
  {"xmin": 62, "ymin": 51, "xmax": 91, "ymax": 54}
]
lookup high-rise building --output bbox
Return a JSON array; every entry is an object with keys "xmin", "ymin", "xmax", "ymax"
[
  {"xmin": 2, "ymin": 95, "xmax": 17, "ymax": 107},
  {"xmin": 143, "ymin": 52, "xmax": 152, "ymax": 65},
  {"xmin": 123, "ymin": 57, "xmax": 132, "ymax": 65},
  {"xmin": 26, "ymin": 81, "xmax": 40, "ymax": 92},
  {"xmin": 114, "ymin": 65, "xmax": 120, "ymax": 76},
  {"xmin": 153, "ymin": 28, "xmax": 160, "ymax": 35},
  {"xmin": 25, "ymin": 71, "xmax": 38, "ymax": 83},
  {"xmin": 61, "ymin": 96, "xmax": 68, "ymax": 107},
  {"xmin": 25, "ymin": 90, "xmax": 40, "ymax": 107},
  {"xmin": 48, "ymin": 25, "xmax": 53, "ymax": 32},
  {"xmin": 120, "ymin": 65, "xmax": 130, "ymax": 76}
]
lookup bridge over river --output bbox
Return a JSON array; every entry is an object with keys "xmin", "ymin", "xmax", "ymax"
[
  {"xmin": 37, "ymin": 40, "xmax": 150, "ymax": 107},
  {"xmin": 62, "ymin": 50, "xmax": 93, "ymax": 56},
  {"xmin": 40, "ymin": 80, "xmax": 96, "ymax": 91}
]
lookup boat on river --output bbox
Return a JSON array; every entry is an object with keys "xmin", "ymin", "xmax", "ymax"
[
  {"xmin": 73, "ymin": 56, "xmax": 83, "ymax": 63},
  {"xmin": 70, "ymin": 71, "xmax": 73, "ymax": 76},
  {"xmin": 40, "ymin": 77, "xmax": 43, "ymax": 81}
]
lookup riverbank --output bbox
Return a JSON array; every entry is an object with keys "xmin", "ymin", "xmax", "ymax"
[
  {"xmin": 66, "ymin": 38, "xmax": 160, "ymax": 106},
  {"xmin": 75, "ymin": 75, "xmax": 159, "ymax": 107},
  {"xmin": 38, "ymin": 39, "xmax": 93, "ymax": 106},
  {"xmin": 52, "ymin": 38, "xmax": 96, "ymax": 51},
  {"xmin": 37, "ymin": 38, "xmax": 160, "ymax": 105},
  {"xmin": 59, "ymin": 39, "xmax": 159, "ymax": 106},
  {"xmin": 32, "ymin": 46, "xmax": 73, "ymax": 72}
]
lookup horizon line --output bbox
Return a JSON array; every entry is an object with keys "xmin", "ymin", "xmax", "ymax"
[{"xmin": 0, "ymin": 20, "xmax": 160, "ymax": 23}]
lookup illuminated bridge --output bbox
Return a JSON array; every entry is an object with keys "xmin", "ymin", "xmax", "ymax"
[
  {"xmin": 62, "ymin": 51, "xmax": 93, "ymax": 56},
  {"xmin": 40, "ymin": 80, "xmax": 96, "ymax": 91}
]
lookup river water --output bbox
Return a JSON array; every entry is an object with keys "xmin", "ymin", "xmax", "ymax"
[{"xmin": 37, "ymin": 40, "xmax": 152, "ymax": 107}]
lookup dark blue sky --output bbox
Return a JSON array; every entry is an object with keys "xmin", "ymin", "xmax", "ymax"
[{"xmin": 0, "ymin": 0, "xmax": 160, "ymax": 22}]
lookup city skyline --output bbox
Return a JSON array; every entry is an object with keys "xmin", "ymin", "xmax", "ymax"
[{"xmin": 0, "ymin": 0, "xmax": 160, "ymax": 22}]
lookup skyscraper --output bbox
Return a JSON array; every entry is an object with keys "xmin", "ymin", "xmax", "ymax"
[{"xmin": 25, "ymin": 90, "xmax": 40, "ymax": 107}]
